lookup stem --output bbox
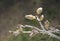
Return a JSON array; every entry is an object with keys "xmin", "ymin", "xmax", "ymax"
[
  {"xmin": 22, "ymin": 31, "xmax": 31, "ymax": 33},
  {"xmin": 36, "ymin": 16, "xmax": 45, "ymax": 30},
  {"xmin": 47, "ymin": 31, "xmax": 60, "ymax": 40},
  {"xmin": 19, "ymin": 24, "xmax": 60, "ymax": 40}
]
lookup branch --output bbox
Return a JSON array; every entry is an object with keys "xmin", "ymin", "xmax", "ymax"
[
  {"xmin": 35, "ymin": 16, "xmax": 45, "ymax": 30},
  {"xmin": 19, "ymin": 24, "xmax": 60, "ymax": 40}
]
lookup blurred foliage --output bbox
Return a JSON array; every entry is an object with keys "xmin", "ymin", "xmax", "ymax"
[
  {"xmin": 45, "ymin": 8, "xmax": 57, "ymax": 20},
  {"xmin": 41, "ymin": 0, "xmax": 60, "ymax": 20},
  {"xmin": 24, "ymin": 19, "xmax": 39, "ymax": 26},
  {"xmin": 0, "ymin": 2, "xmax": 4, "ymax": 8},
  {"xmin": 8, "ymin": 33, "xmax": 60, "ymax": 41},
  {"xmin": 0, "ymin": 0, "xmax": 14, "ymax": 9}
]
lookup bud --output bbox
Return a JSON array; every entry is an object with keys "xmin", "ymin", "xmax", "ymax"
[
  {"xmin": 29, "ymin": 31, "xmax": 33, "ymax": 37},
  {"xmin": 25, "ymin": 15, "xmax": 36, "ymax": 20},
  {"xmin": 9, "ymin": 30, "xmax": 13, "ymax": 33},
  {"xmin": 40, "ymin": 15, "xmax": 44, "ymax": 21},
  {"xmin": 19, "ymin": 26, "xmax": 23, "ymax": 32},
  {"xmin": 44, "ymin": 20, "xmax": 50, "ymax": 30},
  {"xmin": 13, "ymin": 30, "xmax": 20, "ymax": 36},
  {"xmin": 36, "ymin": 7, "xmax": 43, "ymax": 14},
  {"xmin": 29, "ymin": 29, "xmax": 39, "ymax": 37}
]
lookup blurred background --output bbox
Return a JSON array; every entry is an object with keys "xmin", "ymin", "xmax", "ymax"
[{"xmin": 0, "ymin": 0, "xmax": 60, "ymax": 41}]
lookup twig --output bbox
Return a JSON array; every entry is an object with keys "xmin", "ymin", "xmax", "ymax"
[
  {"xmin": 35, "ymin": 16, "xmax": 45, "ymax": 30},
  {"xmin": 19, "ymin": 24, "xmax": 60, "ymax": 40}
]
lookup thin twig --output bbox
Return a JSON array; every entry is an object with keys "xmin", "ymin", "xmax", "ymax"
[
  {"xmin": 19, "ymin": 24, "xmax": 60, "ymax": 40},
  {"xmin": 35, "ymin": 16, "xmax": 45, "ymax": 30}
]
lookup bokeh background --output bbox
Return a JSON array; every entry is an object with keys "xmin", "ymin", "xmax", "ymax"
[{"xmin": 0, "ymin": 0, "xmax": 60, "ymax": 41}]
